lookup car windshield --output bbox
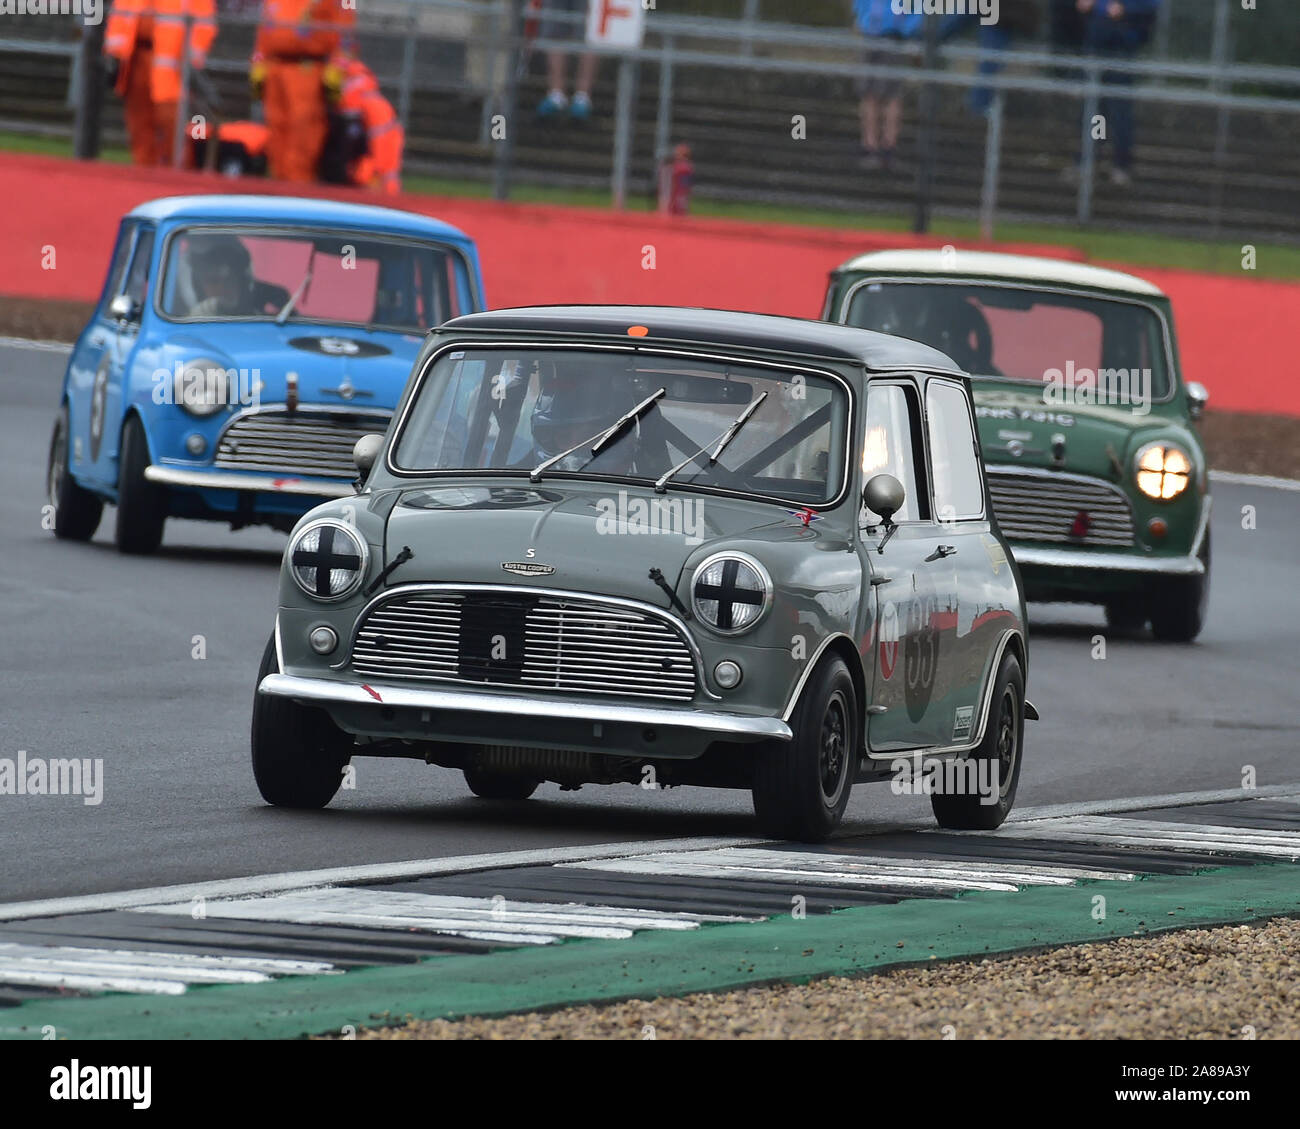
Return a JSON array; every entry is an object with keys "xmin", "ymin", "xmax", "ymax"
[
  {"xmin": 843, "ymin": 282, "xmax": 1171, "ymax": 400},
  {"xmin": 158, "ymin": 226, "xmax": 465, "ymax": 332},
  {"xmin": 392, "ymin": 347, "xmax": 850, "ymax": 505}
]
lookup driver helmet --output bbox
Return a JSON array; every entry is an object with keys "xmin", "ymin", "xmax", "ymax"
[
  {"xmin": 187, "ymin": 234, "xmax": 253, "ymax": 316},
  {"xmin": 530, "ymin": 356, "xmax": 640, "ymax": 472}
]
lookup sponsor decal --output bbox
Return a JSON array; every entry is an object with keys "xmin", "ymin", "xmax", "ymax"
[{"xmin": 952, "ymin": 704, "xmax": 975, "ymax": 741}]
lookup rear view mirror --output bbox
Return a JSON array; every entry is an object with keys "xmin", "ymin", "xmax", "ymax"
[
  {"xmin": 109, "ymin": 294, "xmax": 139, "ymax": 323},
  {"xmin": 862, "ymin": 473, "xmax": 905, "ymax": 524}
]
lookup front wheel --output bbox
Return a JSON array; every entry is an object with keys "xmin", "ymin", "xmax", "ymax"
[
  {"xmin": 47, "ymin": 405, "xmax": 103, "ymax": 541},
  {"xmin": 1150, "ymin": 531, "xmax": 1210, "ymax": 643},
  {"xmin": 251, "ymin": 634, "xmax": 352, "ymax": 809},
  {"xmin": 931, "ymin": 650, "xmax": 1024, "ymax": 831},
  {"xmin": 114, "ymin": 414, "xmax": 167, "ymax": 555},
  {"xmin": 752, "ymin": 656, "xmax": 857, "ymax": 843}
]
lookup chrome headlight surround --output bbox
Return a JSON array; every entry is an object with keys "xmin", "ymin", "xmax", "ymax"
[
  {"xmin": 1134, "ymin": 441, "xmax": 1193, "ymax": 501},
  {"xmin": 288, "ymin": 519, "xmax": 369, "ymax": 602},
  {"xmin": 174, "ymin": 357, "xmax": 231, "ymax": 418},
  {"xmin": 691, "ymin": 551, "xmax": 773, "ymax": 635}
]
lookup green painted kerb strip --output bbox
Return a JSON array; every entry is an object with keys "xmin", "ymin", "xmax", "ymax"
[{"xmin": 3, "ymin": 863, "xmax": 1299, "ymax": 1040}]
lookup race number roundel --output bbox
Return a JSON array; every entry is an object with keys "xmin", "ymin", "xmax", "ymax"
[
  {"xmin": 89, "ymin": 356, "xmax": 110, "ymax": 463},
  {"xmin": 878, "ymin": 599, "xmax": 900, "ymax": 681}
]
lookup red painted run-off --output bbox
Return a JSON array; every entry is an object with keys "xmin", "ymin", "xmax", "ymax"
[{"xmin": 3, "ymin": 153, "xmax": 1295, "ymax": 416}]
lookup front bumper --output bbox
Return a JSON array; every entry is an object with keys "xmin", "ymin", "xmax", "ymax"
[
  {"xmin": 258, "ymin": 673, "xmax": 792, "ymax": 758},
  {"xmin": 1010, "ymin": 545, "xmax": 1205, "ymax": 576},
  {"xmin": 145, "ymin": 465, "xmax": 353, "ymax": 498}
]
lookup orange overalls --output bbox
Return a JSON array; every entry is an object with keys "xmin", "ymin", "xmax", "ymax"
[
  {"xmin": 253, "ymin": 0, "xmax": 355, "ymax": 182},
  {"xmin": 104, "ymin": 0, "xmax": 216, "ymax": 167},
  {"xmin": 336, "ymin": 58, "xmax": 403, "ymax": 195}
]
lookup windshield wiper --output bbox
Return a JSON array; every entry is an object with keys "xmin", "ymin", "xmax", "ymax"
[
  {"xmin": 529, "ymin": 387, "xmax": 665, "ymax": 483},
  {"xmin": 654, "ymin": 391, "xmax": 767, "ymax": 494},
  {"xmin": 275, "ymin": 258, "xmax": 315, "ymax": 325}
]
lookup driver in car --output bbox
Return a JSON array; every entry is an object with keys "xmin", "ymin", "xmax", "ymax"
[
  {"xmin": 518, "ymin": 358, "xmax": 650, "ymax": 475},
  {"xmin": 185, "ymin": 235, "xmax": 261, "ymax": 318}
]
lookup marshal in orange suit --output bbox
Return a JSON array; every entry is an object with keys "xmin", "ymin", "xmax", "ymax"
[
  {"xmin": 104, "ymin": 0, "xmax": 217, "ymax": 166},
  {"xmin": 334, "ymin": 56, "xmax": 404, "ymax": 195},
  {"xmin": 252, "ymin": 0, "xmax": 356, "ymax": 183}
]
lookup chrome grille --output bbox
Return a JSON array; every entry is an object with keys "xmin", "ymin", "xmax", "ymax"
[
  {"xmin": 987, "ymin": 470, "xmax": 1136, "ymax": 547},
  {"xmin": 215, "ymin": 411, "xmax": 390, "ymax": 479},
  {"xmin": 350, "ymin": 590, "xmax": 698, "ymax": 702}
]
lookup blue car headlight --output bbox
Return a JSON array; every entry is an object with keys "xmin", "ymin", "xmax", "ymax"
[{"xmin": 174, "ymin": 358, "xmax": 231, "ymax": 418}]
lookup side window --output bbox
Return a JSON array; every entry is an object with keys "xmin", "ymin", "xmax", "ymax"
[
  {"xmin": 100, "ymin": 222, "xmax": 136, "ymax": 308},
  {"xmin": 861, "ymin": 382, "xmax": 928, "ymax": 522},
  {"xmin": 122, "ymin": 227, "xmax": 156, "ymax": 311},
  {"xmin": 926, "ymin": 380, "xmax": 984, "ymax": 520}
]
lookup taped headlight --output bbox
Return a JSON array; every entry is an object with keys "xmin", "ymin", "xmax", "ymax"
[
  {"xmin": 289, "ymin": 520, "xmax": 368, "ymax": 601},
  {"xmin": 691, "ymin": 552, "xmax": 772, "ymax": 634},
  {"xmin": 174, "ymin": 358, "xmax": 230, "ymax": 417},
  {"xmin": 1135, "ymin": 442, "xmax": 1192, "ymax": 500}
]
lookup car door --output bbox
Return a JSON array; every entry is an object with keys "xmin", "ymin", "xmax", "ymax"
[
  {"xmin": 924, "ymin": 376, "xmax": 991, "ymax": 747},
  {"xmin": 88, "ymin": 224, "xmax": 155, "ymax": 488},
  {"xmin": 68, "ymin": 222, "xmax": 136, "ymax": 487},
  {"xmin": 859, "ymin": 378, "xmax": 949, "ymax": 752}
]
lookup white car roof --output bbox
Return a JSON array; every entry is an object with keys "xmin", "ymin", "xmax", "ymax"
[{"xmin": 836, "ymin": 250, "xmax": 1166, "ymax": 298}]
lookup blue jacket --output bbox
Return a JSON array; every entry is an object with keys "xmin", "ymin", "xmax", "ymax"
[{"xmin": 854, "ymin": 0, "xmax": 924, "ymax": 39}]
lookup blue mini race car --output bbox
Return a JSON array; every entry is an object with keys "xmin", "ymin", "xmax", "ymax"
[{"xmin": 46, "ymin": 194, "xmax": 485, "ymax": 552}]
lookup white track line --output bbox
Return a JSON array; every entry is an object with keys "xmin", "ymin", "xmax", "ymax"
[
  {"xmin": 129, "ymin": 888, "xmax": 757, "ymax": 944},
  {"xmin": 994, "ymin": 817, "xmax": 1300, "ymax": 859},
  {"xmin": 1209, "ymin": 470, "xmax": 1300, "ymax": 493},
  {"xmin": 0, "ymin": 335, "xmax": 73, "ymax": 354},
  {"xmin": 1007, "ymin": 784, "xmax": 1300, "ymax": 824},
  {"xmin": 0, "ymin": 835, "xmax": 766, "ymax": 923},
  {"xmin": 1, "ymin": 788, "xmax": 1298, "ymax": 924},
  {"xmin": 0, "ymin": 943, "xmax": 334, "ymax": 996},
  {"xmin": 565, "ymin": 847, "xmax": 1135, "ymax": 892}
]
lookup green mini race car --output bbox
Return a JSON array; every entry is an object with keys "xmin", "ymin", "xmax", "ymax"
[
  {"xmin": 252, "ymin": 306, "xmax": 1035, "ymax": 841},
  {"xmin": 824, "ymin": 250, "xmax": 1210, "ymax": 642}
]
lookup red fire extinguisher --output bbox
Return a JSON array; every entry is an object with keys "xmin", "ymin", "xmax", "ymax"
[{"xmin": 657, "ymin": 143, "xmax": 694, "ymax": 216}]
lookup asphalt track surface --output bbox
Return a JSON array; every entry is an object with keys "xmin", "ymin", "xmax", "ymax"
[{"xmin": 3, "ymin": 342, "xmax": 1298, "ymax": 903}]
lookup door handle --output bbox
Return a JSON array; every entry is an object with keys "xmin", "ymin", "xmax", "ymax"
[{"xmin": 925, "ymin": 545, "xmax": 956, "ymax": 562}]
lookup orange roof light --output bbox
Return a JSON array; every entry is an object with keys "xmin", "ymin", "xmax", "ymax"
[{"xmin": 627, "ymin": 325, "xmax": 649, "ymax": 337}]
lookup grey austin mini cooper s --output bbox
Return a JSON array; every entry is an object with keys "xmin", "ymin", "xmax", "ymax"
[{"xmin": 252, "ymin": 306, "xmax": 1035, "ymax": 841}]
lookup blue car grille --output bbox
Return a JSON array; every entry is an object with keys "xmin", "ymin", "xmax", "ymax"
[
  {"xmin": 215, "ymin": 410, "xmax": 391, "ymax": 479},
  {"xmin": 987, "ymin": 469, "xmax": 1136, "ymax": 547},
  {"xmin": 350, "ymin": 590, "xmax": 699, "ymax": 702}
]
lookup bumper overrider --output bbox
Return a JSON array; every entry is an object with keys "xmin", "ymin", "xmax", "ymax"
[{"xmin": 257, "ymin": 674, "xmax": 793, "ymax": 759}]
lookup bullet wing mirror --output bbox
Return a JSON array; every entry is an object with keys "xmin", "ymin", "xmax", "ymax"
[
  {"xmin": 862, "ymin": 473, "xmax": 905, "ymax": 554},
  {"xmin": 353, "ymin": 433, "xmax": 385, "ymax": 489},
  {"xmin": 109, "ymin": 294, "xmax": 140, "ymax": 324},
  {"xmin": 1185, "ymin": 381, "xmax": 1209, "ymax": 421}
]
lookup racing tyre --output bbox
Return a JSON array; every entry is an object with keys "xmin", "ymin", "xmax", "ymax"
[
  {"xmin": 931, "ymin": 650, "xmax": 1024, "ymax": 831},
  {"xmin": 251, "ymin": 633, "xmax": 352, "ymax": 809},
  {"xmin": 1150, "ymin": 531, "xmax": 1210, "ymax": 643},
  {"xmin": 1103, "ymin": 596, "xmax": 1147, "ymax": 633},
  {"xmin": 752, "ymin": 656, "xmax": 856, "ymax": 843},
  {"xmin": 47, "ymin": 405, "xmax": 103, "ymax": 541},
  {"xmin": 114, "ymin": 414, "xmax": 167, "ymax": 555},
  {"xmin": 463, "ymin": 768, "xmax": 540, "ymax": 800}
]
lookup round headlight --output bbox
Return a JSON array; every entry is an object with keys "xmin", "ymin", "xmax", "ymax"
[
  {"xmin": 289, "ymin": 520, "xmax": 369, "ymax": 602},
  {"xmin": 175, "ymin": 358, "xmax": 230, "ymax": 417},
  {"xmin": 1135, "ymin": 442, "xmax": 1192, "ymax": 500},
  {"xmin": 691, "ymin": 552, "xmax": 772, "ymax": 634}
]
